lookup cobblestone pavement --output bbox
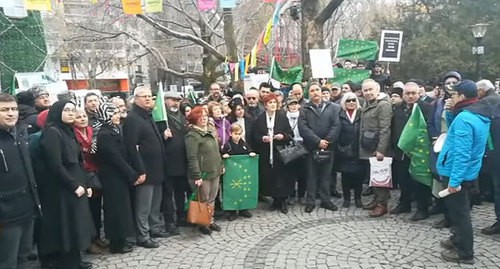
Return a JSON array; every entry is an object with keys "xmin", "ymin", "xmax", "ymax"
[{"xmin": 28, "ymin": 193, "xmax": 500, "ymax": 269}]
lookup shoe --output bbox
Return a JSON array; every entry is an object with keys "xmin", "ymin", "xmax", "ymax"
[
  {"xmin": 440, "ymin": 238, "xmax": 455, "ymax": 250},
  {"xmin": 440, "ymin": 250, "xmax": 474, "ymax": 264},
  {"xmin": 94, "ymin": 238, "xmax": 110, "ymax": 248},
  {"xmin": 86, "ymin": 243, "xmax": 103, "ymax": 254},
  {"xmin": 269, "ymin": 201, "xmax": 279, "ymax": 211},
  {"xmin": 287, "ymin": 198, "xmax": 296, "ymax": 206},
  {"xmin": 150, "ymin": 231, "xmax": 170, "ymax": 238},
  {"xmin": 389, "ymin": 204, "xmax": 411, "ymax": 215},
  {"xmin": 209, "ymin": 223, "xmax": 221, "ymax": 232},
  {"xmin": 227, "ymin": 212, "xmax": 237, "ymax": 221},
  {"xmin": 79, "ymin": 261, "xmax": 93, "ymax": 269},
  {"xmin": 410, "ymin": 211, "xmax": 429, "ymax": 221},
  {"xmin": 342, "ymin": 200, "xmax": 350, "ymax": 208},
  {"xmin": 259, "ymin": 196, "xmax": 272, "ymax": 203},
  {"xmin": 320, "ymin": 202, "xmax": 338, "ymax": 211},
  {"xmin": 137, "ymin": 239, "xmax": 160, "ymax": 248},
  {"xmin": 331, "ymin": 190, "xmax": 342, "ymax": 199},
  {"xmin": 199, "ymin": 226, "xmax": 212, "ymax": 235},
  {"xmin": 305, "ymin": 205, "xmax": 315, "ymax": 213},
  {"xmin": 433, "ymin": 218, "xmax": 451, "ymax": 229},
  {"xmin": 280, "ymin": 201, "xmax": 288, "ymax": 214},
  {"xmin": 165, "ymin": 223, "xmax": 180, "ymax": 236},
  {"xmin": 369, "ymin": 204, "xmax": 388, "ymax": 218},
  {"xmin": 354, "ymin": 199, "xmax": 362, "ymax": 208},
  {"xmin": 362, "ymin": 187, "xmax": 373, "ymax": 196},
  {"xmin": 362, "ymin": 200, "xmax": 377, "ymax": 210},
  {"xmin": 110, "ymin": 245, "xmax": 133, "ymax": 254},
  {"xmin": 429, "ymin": 204, "xmax": 443, "ymax": 215},
  {"xmin": 239, "ymin": 210, "xmax": 252, "ymax": 218},
  {"xmin": 481, "ymin": 222, "xmax": 500, "ymax": 235}
]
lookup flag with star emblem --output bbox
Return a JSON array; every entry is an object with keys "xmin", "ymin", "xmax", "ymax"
[
  {"xmin": 329, "ymin": 68, "xmax": 371, "ymax": 85},
  {"xmin": 222, "ymin": 155, "xmax": 259, "ymax": 210},
  {"xmin": 270, "ymin": 60, "xmax": 303, "ymax": 85},
  {"xmin": 152, "ymin": 88, "xmax": 167, "ymax": 122},
  {"xmin": 397, "ymin": 105, "xmax": 433, "ymax": 187},
  {"xmin": 336, "ymin": 39, "xmax": 379, "ymax": 61}
]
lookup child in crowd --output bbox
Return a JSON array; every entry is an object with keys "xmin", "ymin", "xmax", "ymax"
[{"xmin": 222, "ymin": 123, "xmax": 256, "ymax": 221}]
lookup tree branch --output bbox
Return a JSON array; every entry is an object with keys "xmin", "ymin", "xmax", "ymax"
[
  {"xmin": 137, "ymin": 14, "xmax": 226, "ymax": 62},
  {"xmin": 315, "ymin": 0, "xmax": 345, "ymax": 25}
]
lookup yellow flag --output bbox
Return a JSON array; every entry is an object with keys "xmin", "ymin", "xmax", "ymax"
[
  {"xmin": 250, "ymin": 45, "xmax": 257, "ymax": 68},
  {"xmin": 263, "ymin": 19, "xmax": 273, "ymax": 45},
  {"xmin": 122, "ymin": 0, "xmax": 142, "ymax": 14},
  {"xmin": 90, "ymin": 0, "xmax": 98, "ymax": 3},
  {"xmin": 146, "ymin": 0, "xmax": 162, "ymax": 13},
  {"xmin": 25, "ymin": 0, "xmax": 52, "ymax": 11},
  {"xmin": 234, "ymin": 62, "xmax": 239, "ymax": 82},
  {"xmin": 245, "ymin": 54, "xmax": 250, "ymax": 74}
]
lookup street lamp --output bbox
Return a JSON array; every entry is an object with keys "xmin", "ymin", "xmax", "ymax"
[{"xmin": 471, "ymin": 23, "xmax": 489, "ymax": 80}]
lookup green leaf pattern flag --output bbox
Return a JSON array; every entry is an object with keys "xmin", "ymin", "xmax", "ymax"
[
  {"xmin": 397, "ymin": 105, "xmax": 433, "ymax": 187},
  {"xmin": 329, "ymin": 68, "xmax": 371, "ymax": 85},
  {"xmin": 223, "ymin": 155, "xmax": 259, "ymax": 210},
  {"xmin": 270, "ymin": 60, "xmax": 303, "ymax": 85},
  {"xmin": 152, "ymin": 88, "xmax": 167, "ymax": 122},
  {"xmin": 336, "ymin": 39, "xmax": 379, "ymax": 61}
]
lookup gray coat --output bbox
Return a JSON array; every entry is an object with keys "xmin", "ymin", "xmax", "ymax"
[{"xmin": 359, "ymin": 93, "xmax": 393, "ymax": 159}]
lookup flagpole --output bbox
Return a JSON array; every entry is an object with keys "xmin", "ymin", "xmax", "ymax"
[{"xmin": 269, "ymin": 56, "xmax": 276, "ymax": 82}]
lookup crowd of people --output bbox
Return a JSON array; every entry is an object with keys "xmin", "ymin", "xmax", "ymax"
[{"xmin": 1, "ymin": 68, "xmax": 500, "ymax": 268}]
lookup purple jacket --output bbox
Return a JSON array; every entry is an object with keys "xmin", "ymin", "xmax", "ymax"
[{"xmin": 213, "ymin": 117, "xmax": 231, "ymax": 148}]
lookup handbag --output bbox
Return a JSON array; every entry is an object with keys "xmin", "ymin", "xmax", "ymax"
[
  {"xmin": 86, "ymin": 172, "xmax": 102, "ymax": 189},
  {"xmin": 278, "ymin": 141, "xmax": 309, "ymax": 164},
  {"xmin": 187, "ymin": 189, "xmax": 213, "ymax": 226},
  {"xmin": 361, "ymin": 129, "xmax": 379, "ymax": 152},
  {"xmin": 312, "ymin": 149, "xmax": 331, "ymax": 164}
]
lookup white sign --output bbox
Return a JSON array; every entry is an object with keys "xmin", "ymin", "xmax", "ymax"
[
  {"xmin": 169, "ymin": 85, "xmax": 178, "ymax": 92},
  {"xmin": 378, "ymin": 30, "xmax": 403, "ymax": 62},
  {"xmin": 309, "ymin": 49, "xmax": 334, "ymax": 78}
]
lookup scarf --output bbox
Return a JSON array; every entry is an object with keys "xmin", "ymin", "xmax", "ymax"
[
  {"xmin": 453, "ymin": 98, "xmax": 479, "ymax": 114},
  {"xmin": 91, "ymin": 103, "xmax": 120, "ymax": 153},
  {"xmin": 287, "ymin": 111, "xmax": 302, "ymax": 142},
  {"xmin": 346, "ymin": 109, "xmax": 357, "ymax": 123},
  {"xmin": 266, "ymin": 111, "xmax": 275, "ymax": 166},
  {"xmin": 74, "ymin": 126, "xmax": 93, "ymax": 153}
]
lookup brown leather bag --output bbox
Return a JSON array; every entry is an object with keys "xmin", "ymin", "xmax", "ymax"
[{"xmin": 187, "ymin": 189, "xmax": 213, "ymax": 226}]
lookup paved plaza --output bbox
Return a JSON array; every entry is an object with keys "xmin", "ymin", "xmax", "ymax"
[{"xmin": 28, "ymin": 194, "xmax": 500, "ymax": 269}]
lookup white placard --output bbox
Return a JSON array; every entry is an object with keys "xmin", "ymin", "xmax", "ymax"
[
  {"xmin": 309, "ymin": 49, "xmax": 334, "ymax": 78},
  {"xmin": 378, "ymin": 30, "xmax": 404, "ymax": 62}
]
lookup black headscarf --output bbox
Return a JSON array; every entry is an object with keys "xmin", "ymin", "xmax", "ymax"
[{"xmin": 45, "ymin": 100, "xmax": 76, "ymax": 136}]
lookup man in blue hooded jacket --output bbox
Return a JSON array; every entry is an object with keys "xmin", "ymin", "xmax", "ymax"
[{"xmin": 437, "ymin": 80, "xmax": 491, "ymax": 265}]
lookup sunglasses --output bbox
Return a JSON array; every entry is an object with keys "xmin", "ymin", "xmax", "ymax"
[
  {"xmin": 345, "ymin": 99, "xmax": 357, "ymax": 103},
  {"xmin": 247, "ymin": 97, "xmax": 258, "ymax": 100}
]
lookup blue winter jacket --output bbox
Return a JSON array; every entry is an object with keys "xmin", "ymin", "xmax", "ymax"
[{"xmin": 437, "ymin": 103, "xmax": 491, "ymax": 188}]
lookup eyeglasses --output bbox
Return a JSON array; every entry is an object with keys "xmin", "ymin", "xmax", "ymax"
[
  {"xmin": 345, "ymin": 99, "xmax": 357, "ymax": 103},
  {"xmin": 0, "ymin": 107, "xmax": 18, "ymax": 112},
  {"xmin": 210, "ymin": 88, "xmax": 221, "ymax": 91},
  {"xmin": 135, "ymin": 95, "xmax": 153, "ymax": 99}
]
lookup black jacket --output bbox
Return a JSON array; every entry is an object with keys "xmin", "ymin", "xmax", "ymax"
[
  {"xmin": 123, "ymin": 105, "xmax": 166, "ymax": 185},
  {"xmin": 0, "ymin": 126, "xmax": 41, "ymax": 227},
  {"xmin": 222, "ymin": 139, "xmax": 252, "ymax": 155},
  {"xmin": 18, "ymin": 104, "xmax": 39, "ymax": 134},
  {"xmin": 481, "ymin": 91, "xmax": 500, "ymax": 168},
  {"xmin": 335, "ymin": 110, "xmax": 363, "ymax": 172},
  {"xmin": 391, "ymin": 101, "xmax": 433, "ymax": 160},
  {"xmin": 298, "ymin": 101, "xmax": 341, "ymax": 151},
  {"xmin": 246, "ymin": 104, "xmax": 265, "ymax": 122},
  {"xmin": 156, "ymin": 110, "xmax": 188, "ymax": 177}
]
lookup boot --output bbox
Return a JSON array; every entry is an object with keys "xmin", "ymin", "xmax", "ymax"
[
  {"xmin": 341, "ymin": 181, "xmax": 351, "ymax": 208},
  {"xmin": 354, "ymin": 185, "xmax": 362, "ymax": 208},
  {"xmin": 369, "ymin": 204, "xmax": 388, "ymax": 218}
]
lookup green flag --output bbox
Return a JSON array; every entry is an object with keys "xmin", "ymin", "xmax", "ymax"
[
  {"xmin": 336, "ymin": 39, "xmax": 379, "ymax": 61},
  {"xmin": 187, "ymin": 88, "xmax": 197, "ymax": 105},
  {"xmin": 397, "ymin": 105, "xmax": 433, "ymax": 187},
  {"xmin": 9, "ymin": 73, "xmax": 16, "ymax": 95},
  {"xmin": 270, "ymin": 60, "xmax": 303, "ymax": 85},
  {"xmin": 152, "ymin": 88, "xmax": 167, "ymax": 122},
  {"xmin": 329, "ymin": 68, "xmax": 371, "ymax": 85},
  {"xmin": 222, "ymin": 155, "xmax": 259, "ymax": 210}
]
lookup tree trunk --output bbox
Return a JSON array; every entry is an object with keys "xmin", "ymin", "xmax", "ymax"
[{"xmin": 300, "ymin": 0, "xmax": 344, "ymax": 80}]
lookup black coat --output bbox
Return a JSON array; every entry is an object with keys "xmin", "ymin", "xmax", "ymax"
[
  {"xmin": 227, "ymin": 115, "xmax": 254, "ymax": 147},
  {"xmin": 39, "ymin": 125, "xmax": 95, "ymax": 255},
  {"xmin": 156, "ymin": 111, "xmax": 188, "ymax": 177},
  {"xmin": 298, "ymin": 101, "xmax": 341, "ymax": 151},
  {"xmin": 391, "ymin": 101, "xmax": 432, "ymax": 160},
  {"xmin": 335, "ymin": 110, "xmax": 364, "ymax": 173},
  {"xmin": 0, "ymin": 125, "xmax": 40, "ymax": 228},
  {"xmin": 251, "ymin": 111, "xmax": 294, "ymax": 197},
  {"xmin": 18, "ymin": 104, "xmax": 39, "ymax": 134},
  {"xmin": 96, "ymin": 125, "xmax": 136, "ymax": 241},
  {"xmin": 123, "ymin": 105, "xmax": 167, "ymax": 185}
]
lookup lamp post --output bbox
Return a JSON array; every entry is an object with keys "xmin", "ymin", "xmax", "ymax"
[{"xmin": 470, "ymin": 23, "xmax": 489, "ymax": 80}]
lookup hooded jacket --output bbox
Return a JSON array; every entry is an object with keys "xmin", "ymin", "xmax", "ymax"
[{"xmin": 437, "ymin": 100, "xmax": 491, "ymax": 188}]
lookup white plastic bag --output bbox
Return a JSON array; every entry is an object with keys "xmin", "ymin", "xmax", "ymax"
[{"xmin": 369, "ymin": 157, "xmax": 393, "ymax": 188}]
